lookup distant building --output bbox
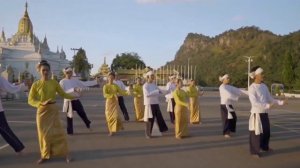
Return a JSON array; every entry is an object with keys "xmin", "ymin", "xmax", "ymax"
[{"xmin": 0, "ymin": 2, "xmax": 70, "ymax": 82}]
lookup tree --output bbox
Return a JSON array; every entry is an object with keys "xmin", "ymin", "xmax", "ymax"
[
  {"xmin": 70, "ymin": 48, "xmax": 91, "ymax": 80},
  {"xmin": 111, "ymin": 52, "xmax": 146, "ymax": 71},
  {"xmin": 282, "ymin": 51, "xmax": 295, "ymax": 92}
]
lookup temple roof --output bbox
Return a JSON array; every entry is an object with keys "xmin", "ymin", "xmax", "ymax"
[{"xmin": 17, "ymin": 2, "xmax": 33, "ymax": 37}]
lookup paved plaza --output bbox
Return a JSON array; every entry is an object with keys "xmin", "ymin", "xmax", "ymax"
[{"xmin": 0, "ymin": 90, "xmax": 299, "ymax": 168}]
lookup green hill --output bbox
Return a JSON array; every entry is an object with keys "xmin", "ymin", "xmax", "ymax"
[{"xmin": 167, "ymin": 26, "xmax": 300, "ymax": 88}]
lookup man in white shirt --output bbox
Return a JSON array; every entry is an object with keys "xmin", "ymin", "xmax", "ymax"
[
  {"xmin": 0, "ymin": 74, "xmax": 26, "ymax": 154},
  {"xmin": 248, "ymin": 66, "xmax": 286, "ymax": 158},
  {"xmin": 219, "ymin": 74, "xmax": 248, "ymax": 138},
  {"xmin": 113, "ymin": 73, "xmax": 129, "ymax": 121},
  {"xmin": 59, "ymin": 67, "xmax": 98, "ymax": 135},
  {"xmin": 143, "ymin": 70, "xmax": 168, "ymax": 139},
  {"xmin": 165, "ymin": 75, "xmax": 176, "ymax": 124}
]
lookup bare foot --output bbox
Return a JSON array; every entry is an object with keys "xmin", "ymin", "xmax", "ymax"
[
  {"xmin": 251, "ymin": 154, "xmax": 261, "ymax": 159},
  {"xmin": 16, "ymin": 150, "xmax": 24, "ymax": 156},
  {"xmin": 37, "ymin": 158, "xmax": 47, "ymax": 164},
  {"xmin": 261, "ymin": 148, "xmax": 274, "ymax": 152},
  {"xmin": 224, "ymin": 134, "xmax": 231, "ymax": 138},
  {"xmin": 108, "ymin": 132, "xmax": 113, "ymax": 136},
  {"xmin": 176, "ymin": 136, "xmax": 183, "ymax": 139},
  {"xmin": 66, "ymin": 156, "xmax": 72, "ymax": 163}
]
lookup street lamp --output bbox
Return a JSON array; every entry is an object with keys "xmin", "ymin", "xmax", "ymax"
[
  {"xmin": 70, "ymin": 48, "xmax": 80, "ymax": 56},
  {"xmin": 244, "ymin": 56, "xmax": 253, "ymax": 90}
]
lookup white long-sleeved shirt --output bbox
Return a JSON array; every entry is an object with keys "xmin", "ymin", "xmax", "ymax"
[
  {"xmin": 248, "ymin": 83, "xmax": 283, "ymax": 114},
  {"xmin": 219, "ymin": 84, "xmax": 247, "ymax": 105},
  {"xmin": 59, "ymin": 78, "xmax": 97, "ymax": 99},
  {"xmin": 0, "ymin": 77, "xmax": 24, "ymax": 112},
  {"xmin": 165, "ymin": 82, "xmax": 176, "ymax": 98},
  {"xmin": 248, "ymin": 83, "xmax": 284, "ymax": 135},
  {"xmin": 143, "ymin": 82, "xmax": 161, "ymax": 105},
  {"xmin": 114, "ymin": 80, "xmax": 126, "ymax": 91}
]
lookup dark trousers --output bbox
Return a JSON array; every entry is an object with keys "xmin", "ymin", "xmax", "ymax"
[
  {"xmin": 148, "ymin": 104, "xmax": 168, "ymax": 133},
  {"xmin": 67, "ymin": 100, "xmax": 91, "ymax": 134},
  {"xmin": 118, "ymin": 96, "xmax": 129, "ymax": 121},
  {"xmin": 220, "ymin": 105, "xmax": 237, "ymax": 135},
  {"xmin": 249, "ymin": 113, "xmax": 270, "ymax": 155},
  {"xmin": 169, "ymin": 98, "xmax": 176, "ymax": 124},
  {"xmin": 0, "ymin": 112, "xmax": 25, "ymax": 152}
]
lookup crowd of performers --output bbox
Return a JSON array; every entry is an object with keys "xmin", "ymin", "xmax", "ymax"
[{"xmin": 0, "ymin": 60, "xmax": 287, "ymax": 164}]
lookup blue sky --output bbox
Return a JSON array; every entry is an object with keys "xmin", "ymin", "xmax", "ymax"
[{"xmin": 0, "ymin": 0, "xmax": 299, "ymax": 74}]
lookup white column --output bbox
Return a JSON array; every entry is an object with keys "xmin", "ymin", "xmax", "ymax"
[
  {"xmin": 184, "ymin": 65, "xmax": 186, "ymax": 80},
  {"xmin": 190, "ymin": 65, "xmax": 193, "ymax": 80},
  {"xmin": 180, "ymin": 65, "xmax": 183, "ymax": 79},
  {"xmin": 194, "ymin": 66, "xmax": 197, "ymax": 81}
]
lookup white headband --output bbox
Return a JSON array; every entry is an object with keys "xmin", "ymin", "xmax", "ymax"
[
  {"xmin": 143, "ymin": 71, "xmax": 154, "ymax": 78},
  {"xmin": 169, "ymin": 75, "xmax": 176, "ymax": 80},
  {"xmin": 219, "ymin": 74, "xmax": 229, "ymax": 82},
  {"xmin": 63, "ymin": 67, "xmax": 72, "ymax": 73},
  {"xmin": 249, "ymin": 67, "xmax": 263, "ymax": 79}
]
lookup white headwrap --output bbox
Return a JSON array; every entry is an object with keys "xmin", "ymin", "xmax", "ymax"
[
  {"xmin": 219, "ymin": 74, "xmax": 229, "ymax": 82},
  {"xmin": 249, "ymin": 67, "xmax": 263, "ymax": 79},
  {"xmin": 63, "ymin": 67, "xmax": 73, "ymax": 73},
  {"xmin": 143, "ymin": 71, "xmax": 154, "ymax": 78},
  {"xmin": 169, "ymin": 75, "xmax": 176, "ymax": 80}
]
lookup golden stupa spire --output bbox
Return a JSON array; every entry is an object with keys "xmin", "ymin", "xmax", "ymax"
[
  {"xmin": 24, "ymin": 1, "xmax": 29, "ymax": 17},
  {"xmin": 17, "ymin": 1, "xmax": 33, "ymax": 36}
]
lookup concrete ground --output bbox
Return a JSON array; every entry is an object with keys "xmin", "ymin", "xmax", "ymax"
[{"xmin": 0, "ymin": 90, "xmax": 299, "ymax": 168}]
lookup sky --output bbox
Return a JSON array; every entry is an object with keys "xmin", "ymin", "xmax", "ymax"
[{"xmin": 0, "ymin": 0, "xmax": 299, "ymax": 74}]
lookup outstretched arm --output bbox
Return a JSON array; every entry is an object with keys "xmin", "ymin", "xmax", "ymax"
[
  {"xmin": 0, "ymin": 77, "xmax": 24, "ymax": 93},
  {"xmin": 56, "ymin": 81, "xmax": 75, "ymax": 99}
]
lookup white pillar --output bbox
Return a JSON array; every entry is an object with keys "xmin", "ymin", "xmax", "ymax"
[
  {"xmin": 184, "ymin": 65, "xmax": 186, "ymax": 80},
  {"xmin": 191, "ymin": 65, "xmax": 193, "ymax": 80},
  {"xmin": 194, "ymin": 66, "xmax": 197, "ymax": 81}
]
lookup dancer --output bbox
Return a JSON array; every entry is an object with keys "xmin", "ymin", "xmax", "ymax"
[
  {"xmin": 186, "ymin": 79, "xmax": 203, "ymax": 124},
  {"xmin": 219, "ymin": 73, "xmax": 247, "ymax": 138},
  {"xmin": 173, "ymin": 78, "xmax": 189, "ymax": 139},
  {"xmin": 59, "ymin": 67, "xmax": 98, "ymax": 135},
  {"xmin": 114, "ymin": 73, "xmax": 130, "ymax": 121},
  {"xmin": 248, "ymin": 66, "xmax": 286, "ymax": 158},
  {"xmin": 0, "ymin": 72, "xmax": 26, "ymax": 154},
  {"xmin": 28, "ymin": 60, "xmax": 75, "ymax": 164},
  {"xmin": 165, "ymin": 75, "xmax": 176, "ymax": 124},
  {"xmin": 132, "ymin": 77, "xmax": 144, "ymax": 122},
  {"xmin": 103, "ymin": 72, "xmax": 128, "ymax": 136},
  {"xmin": 143, "ymin": 70, "xmax": 168, "ymax": 139}
]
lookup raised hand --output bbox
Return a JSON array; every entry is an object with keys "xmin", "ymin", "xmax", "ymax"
[{"xmin": 74, "ymin": 87, "xmax": 82, "ymax": 93}]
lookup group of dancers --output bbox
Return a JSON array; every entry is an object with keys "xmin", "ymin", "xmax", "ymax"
[
  {"xmin": 103, "ymin": 70, "xmax": 202, "ymax": 139},
  {"xmin": 0, "ymin": 60, "xmax": 287, "ymax": 164}
]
